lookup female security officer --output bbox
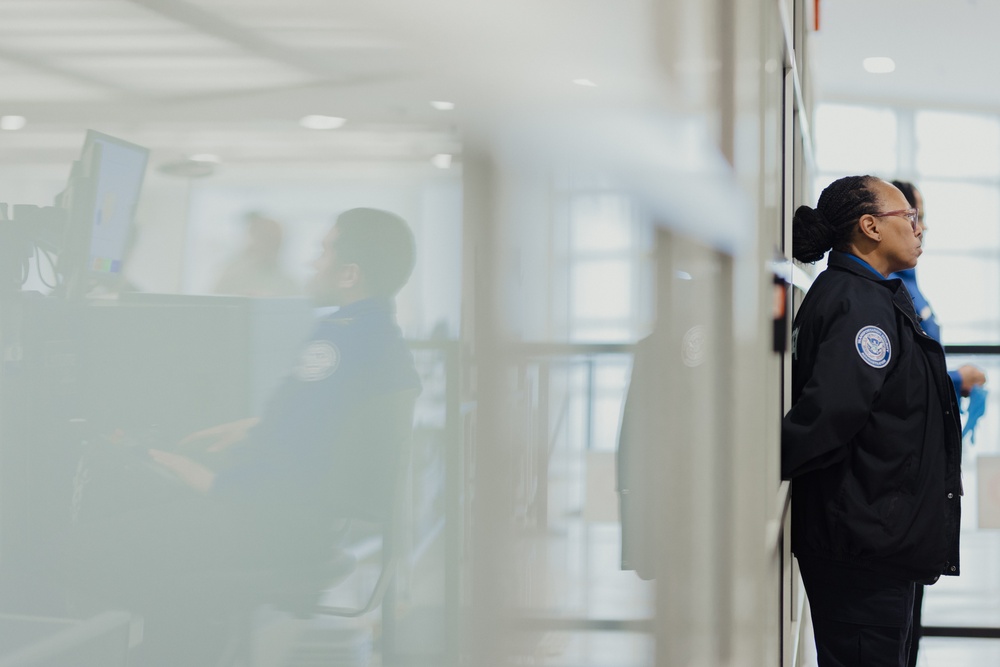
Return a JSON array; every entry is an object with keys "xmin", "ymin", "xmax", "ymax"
[{"xmin": 782, "ymin": 175, "xmax": 963, "ymax": 667}]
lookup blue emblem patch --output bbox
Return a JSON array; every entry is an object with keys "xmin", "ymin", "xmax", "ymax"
[
  {"xmin": 295, "ymin": 341, "xmax": 340, "ymax": 381},
  {"xmin": 856, "ymin": 326, "xmax": 891, "ymax": 369}
]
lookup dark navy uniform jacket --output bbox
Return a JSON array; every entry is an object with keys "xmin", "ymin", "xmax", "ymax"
[
  {"xmin": 212, "ymin": 297, "xmax": 420, "ymax": 562},
  {"xmin": 782, "ymin": 251, "xmax": 963, "ymax": 582}
]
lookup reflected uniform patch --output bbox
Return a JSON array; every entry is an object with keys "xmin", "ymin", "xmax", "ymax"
[{"xmin": 295, "ymin": 341, "xmax": 340, "ymax": 381}]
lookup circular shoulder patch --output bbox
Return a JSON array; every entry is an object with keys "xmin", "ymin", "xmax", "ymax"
[
  {"xmin": 681, "ymin": 325, "xmax": 707, "ymax": 368},
  {"xmin": 295, "ymin": 340, "xmax": 340, "ymax": 381},
  {"xmin": 855, "ymin": 326, "xmax": 891, "ymax": 369}
]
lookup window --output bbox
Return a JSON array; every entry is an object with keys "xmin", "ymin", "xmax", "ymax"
[
  {"xmin": 815, "ymin": 104, "xmax": 898, "ymax": 174},
  {"xmin": 558, "ymin": 193, "xmax": 653, "ymax": 343},
  {"xmin": 916, "ymin": 111, "xmax": 1000, "ymax": 179},
  {"xmin": 814, "ymin": 103, "xmax": 1000, "ymax": 344}
]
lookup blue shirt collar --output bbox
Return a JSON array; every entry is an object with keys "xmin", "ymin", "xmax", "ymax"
[{"xmin": 844, "ymin": 253, "xmax": 886, "ymax": 279}]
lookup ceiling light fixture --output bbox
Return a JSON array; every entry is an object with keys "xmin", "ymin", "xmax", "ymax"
[
  {"xmin": 299, "ymin": 115, "xmax": 346, "ymax": 130},
  {"xmin": 572, "ymin": 78, "xmax": 598, "ymax": 87},
  {"xmin": 0, "ymin": 115, "xmax": 27, "ymax": 131},
  {"xmin": 188, "ymin": 153, "xmax": 221, "ymax": 163},
  {"xmin": 862, "ymin": 57, "xmax": 896, "ymax": 74},
  {"xmin": 431, "ymin": 154, "xmax": 452, "ymax": 169},
  {"xmin": 430, "ymin": 101, "xmax": 455, "ymax": 111}
]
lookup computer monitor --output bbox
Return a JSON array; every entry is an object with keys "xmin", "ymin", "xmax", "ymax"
[
  {"xmin": 75, "ymin": 130, "xmax": 149, "ymax": 276},
  {"xmin": 55, "ymin": 131, "xmax": 149, "ymax": 296}
]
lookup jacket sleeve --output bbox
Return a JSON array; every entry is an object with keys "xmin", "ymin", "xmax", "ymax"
[
  {"xmin": 781, "ymin": 297, "xmax": 897, "ymax": 479},
  {"xmin": 212, "ymin": 327, "xmax": 367, "ymax": 499}
]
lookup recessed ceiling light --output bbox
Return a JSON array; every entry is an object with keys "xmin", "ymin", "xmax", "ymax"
[
  {"xmin": 0, "ymin": 115, "xmax": 27, "ymax": 131},
  {"xmin": 299, "ymin": 115, "xmax": 346, "ymax": 130},
  {"xmin": 430, "ymin": 101, "xmax": 455, "ymax": 111},
  {"xmin": 862, "ymin": 57, "xmax": 896, "ymax": 74},
  {"xmin": 188, "ymin": 153, "xmax": 221, "ymax": 163},
  {"xmin": 573, "ymin": 78, "xmax": 598, "ymax": 87},
  {"xmin": 431, "ymin": 154, "xmax": 452, "ymax": 169}
]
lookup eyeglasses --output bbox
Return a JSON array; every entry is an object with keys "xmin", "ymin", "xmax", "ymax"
[{"xmin": 873, "ymin": 208, "xmax": 919, "ymax": 233}]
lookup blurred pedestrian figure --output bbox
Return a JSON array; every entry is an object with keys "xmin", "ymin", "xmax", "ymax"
[{"xmin": 213, "ymin": 212, "xmax": 300, "ymax": 297}]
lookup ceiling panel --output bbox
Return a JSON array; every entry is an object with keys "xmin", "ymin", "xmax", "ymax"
[
  {"xmin": 0, "ymin": 0, "xmax": 667, "ymax": 167},
  {"xmin": 0, "ymin": 0, "xmax": 187, "ymax": 32},
  {"xmin": 0, "ymin": 60, "xmax": 110, "ymax": 100},
  {"xmin": 93, "ymin": 70, "xmax": 316, "ymax": 95},
  {"xmin": 257, "ymin": 29, "xmax": 404, "ymax": 52},
  {"xmin": 0, "ymin": 32, "xmax": 239, "ymax": 54},
  {"xmin": 810, "ymin": 0, "xmax": 1000, "ymax": 110}
]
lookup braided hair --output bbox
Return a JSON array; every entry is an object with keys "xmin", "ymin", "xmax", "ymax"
[{"xmin": 792, "ymin": 175, "xmax": 883, "ymax": 263}]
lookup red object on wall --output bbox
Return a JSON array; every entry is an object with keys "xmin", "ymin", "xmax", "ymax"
[{"xmin": 814, "ymin": 0, "xmax": 820, "ymax": 30}]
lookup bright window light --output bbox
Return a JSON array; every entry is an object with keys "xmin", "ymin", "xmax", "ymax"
[
  {"xmin": 571, "ymin": 260, "xmax": 631, "ymax": 319},
  {"xmin": 299, "ymin": 115, "xmax": 346, "ymax": 130},
  {"xmin": 569, "ymin": 195, "xmax": 633, "ymax": 252},
  {"xmin": 917, "ymin": 181, "xmax": 1000, "ymax": 252},
  {"xmin": 431, "ymin": 154, "xmax": 452, "ymax": 169},
  {"xmin": 916, "ymin": 111, "xmax": 1000, "ymax": 179},
  {"xmin": 814, "ymin": 104, "xmax": 897, "ymax": 173},
  {"xmin": 0, "ymin": 115, "xmax": 26, "ymax": 131},
  {"xmin": 862, "ymin": 57, "xmax": 896, "ymax": 74}
]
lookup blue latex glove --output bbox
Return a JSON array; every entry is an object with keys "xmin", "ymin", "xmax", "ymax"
[{"xmin": 963, "ymin": 384, "xmax": 988, "ymax": 444}]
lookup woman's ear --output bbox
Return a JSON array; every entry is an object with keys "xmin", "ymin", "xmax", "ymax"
[{"xmin": 858, "ymin": 213, "xmax": 881, "ymax": 243}]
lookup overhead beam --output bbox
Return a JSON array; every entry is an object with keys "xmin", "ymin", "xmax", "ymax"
[
  {"xmin": 0, "ymin": 46, "xmax": 144, "ymax": 98},
  {"xmin": 126, "ymin": 0, "xmax": 348, "ymax": 81}
]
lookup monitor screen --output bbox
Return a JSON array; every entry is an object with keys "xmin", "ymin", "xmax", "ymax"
[{"xmin": 78, "ymin": 131, "xmax": 149, "ymax": 275}]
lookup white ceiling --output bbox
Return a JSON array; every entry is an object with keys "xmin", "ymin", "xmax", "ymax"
[
  {"xmin": 0, "ymin": 0, "xmax": 766, "ymax": 252},
  {"xmin": 0, "ymin": 0, "xmax": 463, "ymax": 168},
  {"xmin": 0, "ymin": 0, "xmax": 667, "ymax": 173},
  {"xmin": 3, "ymin": 0, "xmax": 976, "ymax": 202},
  {"xmin": 809, "ymin": 0, "xmax": 1000, "ymax": 112}
]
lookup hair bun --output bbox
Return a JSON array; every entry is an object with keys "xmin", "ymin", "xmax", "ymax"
[
  {"xmin": 792, "ymin": 205, "xmax": 835, "ymax": 263},
  {"xmin": 803, "ymin": 206, "xmax": 830, "ymax": 228}
]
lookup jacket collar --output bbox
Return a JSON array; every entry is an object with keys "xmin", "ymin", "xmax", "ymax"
[
  {"xmin": 827, "ymin": 250, "xmax": 888, "ymax": 281},
  {"xmin": 827, "ymin": 251, "xmax": 921, "ymax": 326}
]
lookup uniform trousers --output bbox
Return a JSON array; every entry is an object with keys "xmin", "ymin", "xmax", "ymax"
[{"xmin": 798, "ymin": 556, "xmax": 916, "ymax": 667}]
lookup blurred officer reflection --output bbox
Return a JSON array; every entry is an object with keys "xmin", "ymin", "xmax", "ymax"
[
  {"xmin": 66, "ymin": 208, "xmax": 420, "ymax": 664},
  {"xmin": 616, "ymin": 334, "xmax": 657, "ymax": 580},
  {"xmin": 150, "ymin": 207, "xmax": 419, "ymax": 550},
  {"xmin": 212, "ymin": 212, "xmax": 301, "ymax": 297}
]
